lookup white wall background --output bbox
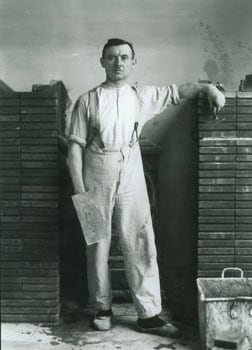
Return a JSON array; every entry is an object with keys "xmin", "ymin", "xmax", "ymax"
[{"xmin": 1, "ymin": 0, "xmax": 252, "ymax": 102}]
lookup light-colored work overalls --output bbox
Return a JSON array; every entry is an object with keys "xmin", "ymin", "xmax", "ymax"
[{"xmin": 82, "ymin": 88, "xmax": 162, "ymax": 319}]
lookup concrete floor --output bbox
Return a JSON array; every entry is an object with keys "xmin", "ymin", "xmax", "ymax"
[{"xmin": 1, "ymin": 304, "xmax": 201, "ymax": 350}]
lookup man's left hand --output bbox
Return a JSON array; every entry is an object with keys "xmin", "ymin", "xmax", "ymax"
[{"xmin": 207, "ymin": 85, "xmax": 226, "ymax": 116}]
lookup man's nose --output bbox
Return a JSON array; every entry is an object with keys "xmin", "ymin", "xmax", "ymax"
[{"xmin": 114, "ymin": 56, "xmax": 123, "ymax": 66}]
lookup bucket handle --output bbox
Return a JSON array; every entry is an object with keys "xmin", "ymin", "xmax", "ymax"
[{"xmin": 221, "ymin": 267, "xmax": 244, "ymax": 278}]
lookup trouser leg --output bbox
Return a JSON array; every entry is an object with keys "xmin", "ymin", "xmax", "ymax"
[
  {"xmin": 114, "ymin": 188, "xmax": 162, "ymax": 319},
  {"xmin": 86, "ymin": 236, "xmax": 112, "ymax": 310}
]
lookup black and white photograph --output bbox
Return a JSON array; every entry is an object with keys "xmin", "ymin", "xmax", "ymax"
[{"xmin": 1, "ymin": 0, "xmax": 252, "ymax": 349}]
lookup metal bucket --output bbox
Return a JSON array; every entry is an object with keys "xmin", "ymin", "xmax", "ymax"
[{"xmin": 197, "ymin": 268, "xmax": 252, "ymax": 350}]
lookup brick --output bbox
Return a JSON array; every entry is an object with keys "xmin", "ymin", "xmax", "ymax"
[
  {"xmin": 22, "ymin": 177, "xmax": 58, "ymax": 185},
  {"xmin": 1, "ymin": 314, "xmax": 59, "ymax": 323},
  {"xmin": 199, "ymin": 163, "xmax": 235, "ymax": 170},
  {"xmin": 236, "ymin": 224, "xmax": 252, "ymax": 231},
  {"xmin": 21, "ymin": 154, "xmax": 57, "ymax": 161},
  {"xmin": 21, "ymin": 139, "xmax": 57, "ymax": 145},
  {"xmin": 237, "ymin": 131, "xmax": 252, "ymax": 137},
  {"xmin": 20, "ymin": 107, "xmax": 56, "ymax": 114},
  {"xmin": 236, "ymin": 170, "xmax": 252, "ymax": 177},
  {"xmin": 236, "ymin": 178, "xmax": 252, "ymax": 185},
  {"xmin": 1, "ymin": 307, "xmax": 59, "ymax": 315},
  {"xmin": 236, "ymin": 232, "xmax": 252, "ymax": 239},
  {"xmin": 237, "ymin": 123, "xmax": 252, "ymax": 130},
  {"xmin": 199, "ymin": 209, "xmax": 235, "ymax": 216},
  {"xmin": 0, "ymin": 177, "xmax": 21, "ymax": 184},
  {"xmin": 198, "ymin": 263, "xmax": 234, "ymax": 270},
  {"xmin": 199, "ymin": 147, "xmax": 236, "ymax": 154},
  {"xmin": 0, "ymin": 99, "xmax": 19, "ymax": 106},
  {"xmin": 198, "ymin": 217, "xmax": 235, "ymax": 224},
  {"xmin": 1, "ymin": 284, "xmax": 22, "ymax": 291},
  {"xmin": 20, "ymin": 99, "xmax": 56, "ymax": 106},
  {"xmin": 236, "ymin": 185, "xmax": 252, "ymax": 192},
  {"xmin": 0, "ymin": 107, "xmax": 19, "ymax": 114},
  {"xmin": 199, "ymin": 185, "xmax": 235, "ymax": 193},
  {"xmin": 21, "ymin": 161, "xmax": 57, "ymax": 169},
  {"xmin": 236, "ymin": 163, "xmax": 252, "ymax": 170},
  {"xmin": 197, "ymin": 270, "xmax": 224, "ymax": 277},
  {"xmin": 237, "ymin": 155, "xmax": 252, "ymax": 161},
  {"xmin": 0, "ymin": 131, "xmax": 19, "ymax": 138},
  {"xmin": 235, "ymin": 240, "xmax": 252, "ymax": 247},
  {"xmin": 199, "ymin": 178, "xmax": 235, "ymax": 185},
  {"xmin": 236, "ymin": 217, "xmax": 252, "ymax": 223},
  {"xmin": 199, "ymin": 155, "xmax": 236, "ymax": 162},
  {"xmin": 21, "ymin": 169, "xmax": 58, "ymax": 176},
  {"xmin": 197, "ymin": 255, "xmax": 234, "ymax": 263},
  {"xmin": 237, "ymin": 115, "xmax": 252, "ymax": 122},
  {"xmin": 199, "ymin": 201, "xmax": 235, "ymax": 208},
  {"xmin": 236, "ymin": 248, "xmax": 252, "ymax": 254},
  {"xmin": 199, "ymin": 131, "xmax": 236, "ymax": 138},
  {"xmin": 198, "ymin": 240, "xmax": 234, "ymax": 247},
  {"xmin": 0, "ymin": 115, "xmax": 19, "ymax": 122},
  {"xmin": 198, "ymin": 232, "xmax": 235, "ymax": 239},
  {"xmin": 0, "ymin": 146, "xmax": 21, "ymax": 153},
  {"xmin": 199, "ymin": 139, "xmax": 236, "ymax": 147},
  {"xmin": 21, "ymin": 122, "xmax": 57, "ymax": 130},
  {"xmin": 235, "ymin": 255, "xmax": 252, "ymax": 262},
  {"xmin": 20, "ymin": 130, "xmax": 57, "ymax": 138},
  {"xmin": 236, "ymin": 209, "xmax": 252, "ymax": 215},
  {"xmin": 21, "ymin": 115, "xmax": 57, "ymax": 122},
  {"xmin": 199, "ymin": 123, "xmax": 236, "ymax": 131},
  {"xmin": 20, "ymin": 92, "xmax": 55, "ymax": 98},
  {"xmin": 198, "ymin": 247, "xmax": 235, "ymax": 254},
  {"xmin": 236, "ymin": 193, "xmax": 252, "ymax": 200},
  {"xmin": 21, "ymin": 200, "xmax": 58, "ymax": 207},
  {"xmin": 0, "ymin": 122, "xmax": 20, "ymax": 130},
  {"xmin": 199, "ymin": 170, "xmax": 235, "ymax": 178},
  {"xmin": 237, "ymin": 106, "xmax": 252, "ymax": 113},
  {"xmin": 198, "ymin": 224, "xmax": 235, "ymax": 231},
  {"xmin": 1, "ymin": 299, "xmax": 58, "ymax": 307}
]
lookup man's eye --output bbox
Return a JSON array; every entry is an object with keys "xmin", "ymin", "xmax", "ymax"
[{"xmin": 121, "ymin": 56, "xmax": 129, "ymax": 60}]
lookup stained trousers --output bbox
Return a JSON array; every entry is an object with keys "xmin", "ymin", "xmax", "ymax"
[{"xmin": 83, "ymin": 144, "xmax": 162, "ymax": 319}]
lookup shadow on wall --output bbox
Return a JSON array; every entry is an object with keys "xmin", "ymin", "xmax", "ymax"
[{"xmin": 157, "ymin": 100, "xmax": 199, "ymax": 324}]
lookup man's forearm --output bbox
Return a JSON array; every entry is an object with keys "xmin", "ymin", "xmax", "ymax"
[
  {"xmin": 178, "ymin": 83, "xmax": 212, "ymax": 99},
  {"xmin": 178, "ymin": 82, "xmax": 225, "ymax": 112},
  {"xmin": 67, "ymin": 143, "xmax": 86, "ymax": 194}
]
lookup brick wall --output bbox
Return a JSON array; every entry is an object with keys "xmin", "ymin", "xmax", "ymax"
[
  {"xmin": 198, "ymin": 92, "xmax": 252, "ymax": 278},
  {"xmin": 0, "ymin": 89, "xmax": 60, "ymax": 323}
]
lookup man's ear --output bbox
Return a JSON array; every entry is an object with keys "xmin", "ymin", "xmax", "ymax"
[
  {"xmin": 100, "ymin": 57, "xmax": 105, "ymax": 68},
  {"xmin": 132, "ymin": 58, "xmax": 137, "ymax": 68}
]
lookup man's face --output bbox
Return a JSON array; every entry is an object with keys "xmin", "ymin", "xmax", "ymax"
[{"xmin": 100, "ymin": 44, "xmax": 136, "ymax": 83}]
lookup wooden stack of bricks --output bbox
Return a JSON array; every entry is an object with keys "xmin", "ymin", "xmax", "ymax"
[
  {"xmin": 0, "ymin": 88, "xmax": 60, "ymax": 323},
  {"xmin": 198, "ymin": 91, "xmax": 252, "ymax": 278}
]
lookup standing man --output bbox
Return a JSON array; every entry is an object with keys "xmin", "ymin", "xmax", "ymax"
[{"xmin": 67, "ymin": 38, "xmax": 225, "ymax": 337}]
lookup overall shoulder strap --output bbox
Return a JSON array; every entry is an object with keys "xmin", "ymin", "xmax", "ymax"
[
  {"xmin": 86, "ymin": 89, "xmax": 99, "ymax": 147},
  {"xmin": 88, "ymin": 89, "xmax": 98, "ymax": 126}
]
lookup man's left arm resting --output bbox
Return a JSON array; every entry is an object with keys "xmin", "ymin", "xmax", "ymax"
[{"xmin": 178, "ymin": 83, "xmax": 226, "ymax": 112}]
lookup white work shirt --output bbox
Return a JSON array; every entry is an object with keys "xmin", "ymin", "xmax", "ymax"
[{"xmin": 68, "ymin": 82, "xmax": 180, "ymax": 148}]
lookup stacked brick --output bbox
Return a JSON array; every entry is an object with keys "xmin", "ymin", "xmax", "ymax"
[
  {"xmin": 0, "ymin": 89, "xmax": 60, "ymax": 323},
  {"xmin": 198, "ymin": 92, "xmax": 252, "ymax": 277}
]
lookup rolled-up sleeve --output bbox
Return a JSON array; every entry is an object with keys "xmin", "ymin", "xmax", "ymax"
[
  {"xmin": 68, "ymin": 95, "xmax": 89, "ymax": 148},
  {"xmin": 138, "ymin": 84, "xmax": 180, "ymax": 116}
]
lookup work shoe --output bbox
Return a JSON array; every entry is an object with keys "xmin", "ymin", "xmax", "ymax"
[
  {"xmin": 136, "ymin": 316, "xmax": 182, "ymax": 338},
  {"xmin": 91, "ymin": 309, "xmax": 113, "ymax": 331}
]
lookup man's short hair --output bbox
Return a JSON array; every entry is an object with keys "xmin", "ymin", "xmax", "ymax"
[{"xmin": 102, "ymin": 38, "xmax": 135, "ymax": 58}]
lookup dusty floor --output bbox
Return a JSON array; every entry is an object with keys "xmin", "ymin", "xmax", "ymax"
[{"xmin": 1, "ymin": 304, "xmax": 201, "ymax": 350}]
